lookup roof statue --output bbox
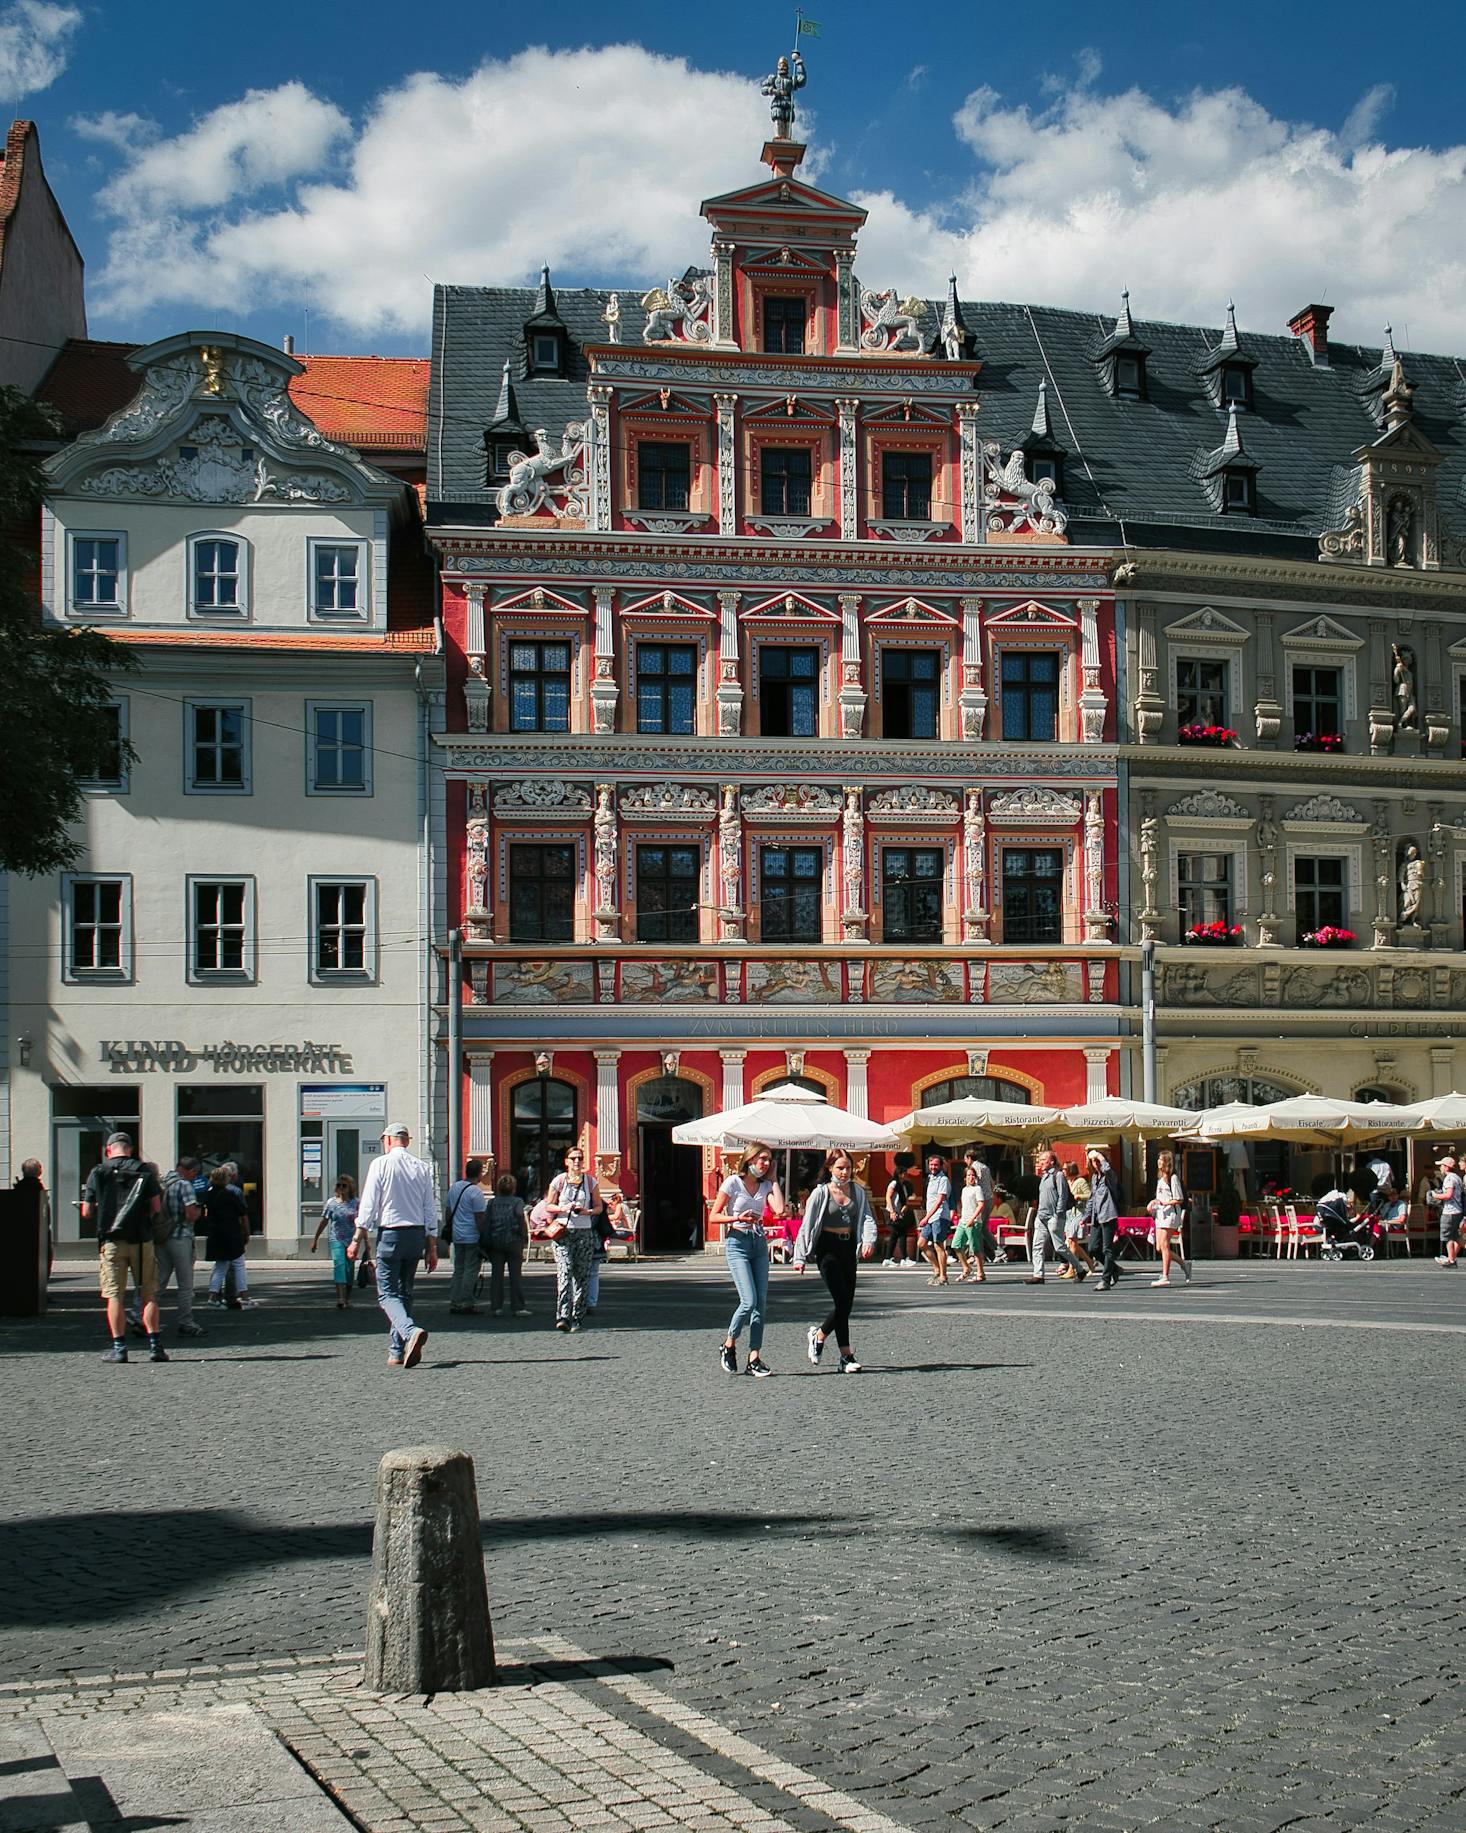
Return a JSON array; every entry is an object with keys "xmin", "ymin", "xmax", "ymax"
[{"xmin": 760, "ymin": 48, "xmax": 807, "ymax": 141}]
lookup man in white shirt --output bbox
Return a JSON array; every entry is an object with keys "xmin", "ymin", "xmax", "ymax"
[{"xmin": 351, "ymin": 1122, "xmax": 438, "ymax": 1366}]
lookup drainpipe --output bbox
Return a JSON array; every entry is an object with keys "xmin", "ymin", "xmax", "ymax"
[
  {"xmin": 447, "ymin": 928, "xmax": 463, "ymax": 1182},
  {"xmin": 1141, "ymin": 937, "xmax": 1157, "ymax": 1104}
]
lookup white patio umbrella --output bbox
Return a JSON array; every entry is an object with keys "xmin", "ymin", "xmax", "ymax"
[
  {"xmin": 1207, "ymin": 1094, "xmax": 1413, "ymax": 1147},
  {"xmin": 671, "ymin": 1081, "xmax": 901, "ymax": 1153},
  {"xmin": 1046, "ymin": 1096, "xmax": 1195, "ymax": 1142},
  {"xmin": 889, "ymin": 1097, "xmax": 1062, "ymax": 1146},
  {"xmin": 1398, "ymin": 1092, "xmax": 1466, "ymax": 1134}
]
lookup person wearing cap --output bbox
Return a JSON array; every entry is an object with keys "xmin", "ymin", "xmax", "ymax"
[
  {"xmin": 1082, "ymin": 1145, "xmax": 1123, "ymax": 1292},
  {"xmin": 82, "ymin": 1132, "xmax": 165, "ymax": 1363},
  {"xmin": 1428, "ymin": 1153, "xmax": 1463, "ymax": 1268},
  {"xmin": 350, "ymin": 1123, "xmax": 438, "ymax": 1366}
]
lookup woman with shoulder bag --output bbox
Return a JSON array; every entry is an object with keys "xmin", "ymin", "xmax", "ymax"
[
  {"xmin": 709, "ymin": 1144, "xmax": 784, "ymax": 1376},
  {"xmin": 544, "ymin": 1148, "xmax": 602, "ymax": 1332},
  {"xmin": 1148, "ymin": 1150, "xmax": 1192, "ymax": 1286},
  {"xmin": 792, "ymin": 1149, "xmax": 879, "ymax": 1374}
]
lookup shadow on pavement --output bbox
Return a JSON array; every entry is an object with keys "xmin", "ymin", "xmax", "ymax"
[
  {"xmin": 495, "ymin": 1654, "xmax": 675, "ymax": 1688},
  {"xmin": 952, "ymin": 1525, "xmax": 1079, "ymax": 1560},
  {"xmin": 857, "ymin": 1361, "xmax": 1030, "ymax": 1375}
]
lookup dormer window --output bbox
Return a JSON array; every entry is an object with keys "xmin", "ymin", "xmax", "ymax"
[
  {"xmin": 491, "ymin": 442, "xmax": 517, "ymax": 477},
  {"xmin": 1028, "ymin": 453, "xmax": 1063, "ymax": 492},
  {"xmin": 1222, "ymin": 469, "xmax": 1255, "ymax": 514},
  {"xmin": 1221, "ymin": 364, "xmax": 1252, "ymax": 408},
  {"xmin": 763, "ymin": 297, "xmax": 807, "ymax": 355},
  {"xmin": 1114, "ymin": 355, "xmax": 1145, "ymax": 401},
  {"xmin": 529, "ymin": 332, "xmax": 563, "ymax": 375}
]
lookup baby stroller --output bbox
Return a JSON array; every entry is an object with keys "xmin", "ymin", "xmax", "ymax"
[{"xmin": 1317, "ymin": 1190, "xmax": 1378, "ymax": 1261}]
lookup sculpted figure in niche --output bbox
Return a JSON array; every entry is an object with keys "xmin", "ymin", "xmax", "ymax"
[
  {"xmin": 1398, "ymin": 841, "xmax": 1425, "ymax": 925},
  {"xmin": 1387, "ymin": 495, "xmax": 1413, "ymax": 568},
  {"xmin": 1392, "ymin": 643, "xmax": 1418, "ymax": 730}
]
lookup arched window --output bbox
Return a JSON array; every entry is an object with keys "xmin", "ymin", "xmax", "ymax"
[
  {"xmin": 511, "ymin": 1077, "xmax": 577, "ymax": 1203},
  {"xmin": 922, "ymin": 1075, "xmax": 1031, "ymax": 1108},
  {"xmin": 1172, "ymin": 1074, "xmax": 1297, "ymax": 1111}
]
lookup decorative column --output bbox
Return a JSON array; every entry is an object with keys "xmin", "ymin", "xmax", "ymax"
[
  {"xmin": 1133, "ymin": 603, "xmax": 1163, "ymax": 743},
  {"xmin": 956, "ymin": 403, "xmax": 982, "ymax": 544},
  {"xmin": 844, "ymin": 1049, "xmax": 871, "ymax": 1119},
  {"xmin": 1255, "ymin": 796, "xmax": 1283, "ymax": 947},
  {"xmin": 590, "ymin": 586, "xmax": 618, "ymax": 734},
  {"xmin": 1082, "ymin": 790, "xmax": 1112, "ymax": 942},
  {"xmin": 837, "ymin": 593, "xmax": 866, "ymax": 737},
  {"xmin": 587, "ymin": 384, "xmax": 612, "ymax": 531},
  {"xmin": 464, "ymin": 782, "xmax": 491, "ymax": 940},
  {"xmin": 1427, "ymin": 803, "xmax": 1449, "ymax": 948},
  {"xmin": 1424, "ymin": 622, "xmax": 1451, "ymax": 752},
  {"xmin": 834, "ymin": 250, "xmax": 858, "ymax": 353},
  {"xmin": 1370, "ymin": 801, "xmax": 1395, "ymax": 949},
  {"xmin": 712, "ymin": 240, "xmax": 737, "ymax": 348},
  {"xmin": 467, "ymin": 1054, "xmax": 494, "ymax": 1160},
  {"xmin": 715, "ymin": 393, "xmax": 738, "ymax": 535},
  {"xmin": 463, "ymin": 584, "xmax": 490, "ymax": 733},
  {"xmin": 592, "ymin": 785, "xmax": 620, "ymax": 940},
  {"xmin": 1083, "ymin": 1047, "xmax": 1112, "ymax": 1102},
  {"xmin": 958, "ymin": 597, "xmax": 988, "ymax": 740},
  {"xmin": 1368, "ymin": 618, "xmax": 1395, "ymax": 753},
  {"xmin": 1431, "ymin": 1045, "xmax": 1456, "ymax": 1098},
  {"xmin": 593, "ymin": 1049, "xmax": 622, "ymax": 1186},
  {"xmin": 1077, "ymin": 597, "xmax": 1108, "ymax": 743},
  {"xmin": 836, "ymin": 396, "xmax": 859, "ymax": 539},
  {"xmin": 1137, "ymin": 793, "xmax": 1162, "ymax": 942},
  {"xmin": 716, "ymin": 590, "xmax": 743, "ymax": 735},
  {"xmin": 1253, "ymin": 610, "xmax": 1281, "ymax": 745},
  {"xmin": 720, "ymin": 1049, "xmax": 747, "ymax": 1109},
  {"xmin": 840, "ymin": 786, "xmax": 868, "ymax": 940},
  {"xmin": 718, "ymin": 785, "xmax": 745, "ymax": 941},
  {"xmin": 962, "ymin": 788, "xmax": 989, "ymax": 942}
]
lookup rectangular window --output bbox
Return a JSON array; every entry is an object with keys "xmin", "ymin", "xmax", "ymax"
[
  {"xmin": 1002, "ymin": 847, "xmax": 1064, "ymax": 944},
  {"xmin": 1000, "ymin": 650, "xmax": 1060, "ymax": 742},
  {"xmin": 187, "ymin": 701, "xmax": 249, "ymax": 793},
  {"xmin": 71, "ymin": 534, "xmax": 123, "ymax": 612},
  {"xmin": 509, "ymin": 843, "xmax": 576, "ymax": 943},
  {"xmin": 1176, "ymin": 656, "xmax": 1227, "ymax": 728},
  {"xmin": 312, "ymin": 879, "xmax": 374, "ymax": 978},
  {"xmin": 312, "ymin": 543, "xmax": 362, "ymax": 617},
  {"xmin": 192, "ymin": 537, "xmax": 243, "ymax": 616},
  {"xmin": 760, "ymin": 845, "xmax": 823, "ymax": 943},
  {"xmin": 1295, "ymin": 856, "xmax": 1346, "ymax": 942},
  {"xmin": 508, "ymin": 640, "xmax": 571, "ymax": 732},
  {"xmin": 881, "ymin": 451, "xmax": 933, "ymax": 520},
  {"xmin": 1293, "ymin": 664, "xmax": 1342, "ymax": 737},
  {"xmin": 309, "ymin": 702, "xmax": 371, "ymax": 794},
  {"xmin": 1222, "ymin": 470, "xmax": 1254, "ymax": 513},
  {"xmin": 882, "ymin": 648, "xmax": 940, "ymax": 740},
  {"xmin": 758, "ymin": 645, "xmax": 819, "ymax": 737},
  {"xmin": 65, "ymin": 875, "xmax": 131, "ymax": 979},
  {"xmin": 882, "ymin": 847, "xmax": 944, "ymax": 943},
  {"xmin": 189, "ymin": 878, "xmax": 254, "ymax": 980},
  {"xmin": 762, "ymin": 297, "xmax": 806, "ymax": 355},
  {"xmin": 80, "ymin": 699, "xmax": 129, "ymax": 792},
  {"xmin": 637, "ymin": 443, "xmax": 691, "ymax": 511},
  {"xmin": 635, "ymin": 644, "xmax": 697, "ymax": 735},
  {"xmin": 636, "ymin": 844, "xmax": 699, "ymax": 943},
  {"xmin": 760, "ymin": 447, "xmax": 812, "ymax": 517},
  {"xmin": 1178, "ymin": 852, "xmax": 1233, "ymax": 930}
]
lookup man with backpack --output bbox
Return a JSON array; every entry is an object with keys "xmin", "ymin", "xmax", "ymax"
[{"xmin": 82, "ymin": 1132, "xmax": 165, "ymax": 1364}]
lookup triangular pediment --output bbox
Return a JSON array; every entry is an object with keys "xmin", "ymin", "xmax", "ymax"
[
  {"xmin": 744, "ymin": 395, "xmax": 835, "ymax": 424},
  {"xmin": 492, "ymin": 585, "xmax": 588, "ymax": 616},
  {"xmin": 986, "ymin": 599, "xmax": 1078, "ymax": 630},
  {"xmin": 865, "ymin": 596, "xmax": 960, "ymax": 628},
  {"xmin": 619, "ymin": 589, "xmax": 714, "ymax": 621},
  {"xmin": 863, "ymin": 401, "xmax": 950, "ymax": 427},
  {"xmin": 742, "ymin": 247, "xmax": 829, "ymax": 275},
  {"xmin": 1356, "ymin": 419, "xmax": 1444, "ymax": 466},
  {"xmin": 620, "ymin": 391, "xmax": 710, "ymax": 418},
  {"xmin": 1279, "ymin": 613, "xmax": 1364, "ymax": 651},
  {"xmin": 741, "ymin": 590, "xmax": 839, "ymax": 623},
  {"xmin": 1162, "ymin": 605, "xmax": 1250, "ymax": 644},
  {"xmin": 701, "ymin": 174, "xmax": 867, "ymax": 223}
]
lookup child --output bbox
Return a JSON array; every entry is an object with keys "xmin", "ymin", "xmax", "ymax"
[
  {"xmin": 203, "ymin": 1165, "xmax": 251, "ymax": 1309},
  {"xmin": 310, "ymin": 1174, "xmax": 359, "ymax": 1308}
]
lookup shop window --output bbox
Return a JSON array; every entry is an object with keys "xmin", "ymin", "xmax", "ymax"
[
  {"xmin": 760, "ymin": 845, "xmax": 823, "ymax": 942},
  {"xmin": 1292, "ymin": 665, "xmax": 1342, "ymax": 737},
  {"xmin": 637, "ymin": 442, "xmax": 691, "ymax": 511},
  {"xmin": 881, "ymin": 451, "xmax": 932, "ymax": 520},
  {"xmin": 635, "ymin": 844, "xmax": 699, "ymax": 943},
  {"xmin": 758, "ymin": 645, "xmax": 819, "ymax": 737},
  {"xmin": 186, "ymin": 701, "xmax": 250, "ymax": 794},
  {"xmin": 1001, "ymin": 847, "xmax": 1064, "ymax": 944},
  {"xmin": 999, "ymin": 651, "xmax": 1060, "ymax": 742},
  {"xmin": 882, "ymin": 847, "xmax": 944, "ymax": 943},
  {"xmin": 311, "ymin": 878, "xmax": 376, "ymax": 980},
  {"xmin": 63, "ymin": 875, "xmax": 131, "ymax": 981},
  {"xmin": 882, "ymin": 648, "xmax": 940, "ymax": 739},
  {"xmin": 177, "ymin": 1084, "xmax": 265, "ymax": 1235},
  {"xmin": 1175, "ymin": 657, "xmax": 1227, "ymax": 728},
  {"xmin": 509, "ymin": 843, "xmax": 576, "ymax": 943},
  {"xmin": 188, "ymin": 877, "xmax": 255, "ymax": 981},
  {"xmin": 1294, "ymin": 856, "xmax": 1346, "ymax": 943},
  {"xmin": 760, "ymin": 447, "xmax": 812, "ymax": 517},
  {"xmin": 511, "ymin": 1076, "xmax": 577, "ymax": 1204},
  {"xmin": 635, "ymin": 644, "xmax": 697, "ymax": 735},
  {"xmin": 763, "ymin": 297, "xmax": 806, "ymax": 355},
  {"xmin": 508, "ymin": 640, "xmax": 571, "ymax": 732},
  {"xmin": 1178, "ymin": 853, "xmax": 1233, "ymax": 930}
]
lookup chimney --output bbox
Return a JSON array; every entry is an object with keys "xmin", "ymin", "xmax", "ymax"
[
  {"xmin": 1287, "ymin": 303, "xmax": 1332, "ymax": 367},
  {"xmin": 282, "ymin": 333, "xmax": 295, "ymax": 355}
]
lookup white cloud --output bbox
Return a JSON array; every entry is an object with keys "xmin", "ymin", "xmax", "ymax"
[
  {"xmin": 69, "ymin": 109, "xmax": 156, "ymax": 152},
  {"xmin": 853, "ymin": 79, "xmax": 1466, "ymax": 352},
  {"xmin": 0, "ymin": 0, "xmax": 79, "ymax": 97},
  {"xmin": 85, "ymin": 48, "xmax": 1466, "ymax": 355}
]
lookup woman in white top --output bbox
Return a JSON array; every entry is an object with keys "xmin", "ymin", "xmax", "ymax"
[
  {"xmin": 1148, "ymin": 1150, "xmax": 1192, "ymax": 1286},
  {"xmin": 546, "ymin": 1149, "xmax": 603, "ymax": 1331},
  {"xmin": 708, "ymin": 1144, "xmax": 785, "ymax": 1376}
]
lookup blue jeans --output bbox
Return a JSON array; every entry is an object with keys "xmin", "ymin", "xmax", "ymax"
[
  {"xmin": 376, "ymin": 1226, "xmax": 424, "ymax": 1356},
  {"xmin": 724, "ymin": 1228, "xmax": 769, "ymax": 1350}
]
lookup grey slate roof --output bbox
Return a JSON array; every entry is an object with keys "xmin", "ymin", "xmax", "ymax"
[{"xmin": 428, "ymin": 278, "xmax": 1466, "ymax": 557}]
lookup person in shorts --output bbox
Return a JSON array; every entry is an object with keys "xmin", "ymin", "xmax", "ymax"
[
  {"xmin": 1429, "ymin": 1154, "xmax": 1463, "ymax": 1267},
  {"xmin": 950, "ymin": 1163, "xmax": 988, "ymax": 1282},
  {"xmin": 918, "ymin": 1152, "xmax": 953, "ymax": 1286},
  {"xmin": 83, "ymin": 1132, "xmax": 165, "ymax": 1364},
  {"xmin": 311, "ymin": 1174, "xmax": 359, "ymax": 1307}
]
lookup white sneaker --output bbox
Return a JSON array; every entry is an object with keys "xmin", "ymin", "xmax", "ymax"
[
  {"xmin": 902, "ymin": 1258, "xmax": 917, "ymax": 1268},
  {"xmin": 237, "ymin": 1295, "xmax": 260, "ymax": 1309},
  {"xmin": 837, "ymin": 1354, "xmax": 861, "ymax": 1373},
  {"xmin": 807, "ymin": 1325, "xmax": 825, "ymax": 1365}
]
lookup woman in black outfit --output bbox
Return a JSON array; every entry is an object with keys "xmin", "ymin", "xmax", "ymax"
[{"xmin": 792, "ymin": 1149, "xmax": 879, "ymax": 1373}]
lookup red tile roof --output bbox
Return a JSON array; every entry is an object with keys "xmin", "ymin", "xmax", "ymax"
[
  {"xmin": 111, "ymin": 626, "xmax": 438, "ymax": 653},
  {"xmin": 290, "ymin": 354, "xmax": 429, "ymax": 451}
]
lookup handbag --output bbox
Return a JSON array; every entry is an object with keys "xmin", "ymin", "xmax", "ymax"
[{"xmin": 542, "ymin": 1215, "xmax": 568, "ymax": 1241}]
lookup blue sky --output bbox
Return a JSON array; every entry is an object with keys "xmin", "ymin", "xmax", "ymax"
[{"xmin": 12, "ymin": 0, "xmax": 1466, "ymax": 356}]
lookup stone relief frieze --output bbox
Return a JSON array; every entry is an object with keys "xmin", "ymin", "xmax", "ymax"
[
  {"xmin": 620, "ymin": 960, "xmax": 719, "ymax": 1003},
  {"xmin": 742, "ymin": 783, "xmax": 843, "ymax": 816},
  {"xmin": 1284, "ymin": 793, "xmax": 1364, "ymax": 825},
  {"xmin": 1167, "ymin": 789, "xmax": 1251, "ymax": 821},
  {"xmin": 866, "ymin": 785, "xmax": 959, "ymax": 817},
  {"xmin": 492, "ymin": 961, "xmax": 595, "ymax": 1005},
  {"xmin": 869, "ymin": 959, "xmax": 963, "ymax": 1003},
  {"xmin": 493, "ymin": 780, "xmax": 593, "ymax": 812},
  {"xmin": 746, "ymin": 960, "xmax": 842, "ymax": 1003},
  {"xmin": 987, "ymin": 786, "xmax": 1082, "ymax": 824},
  {"xmin": 987, "ymin": 960, "xmax": 1083, "ymax": 1003},
  {"xmin": 619, "ymin": 784, "xmax": 717, "ymax": 816}
]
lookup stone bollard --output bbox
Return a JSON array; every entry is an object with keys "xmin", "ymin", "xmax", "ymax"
[{"xmin": 364, "ymin": 1446, "xmax": 496, "ymax": 1693}]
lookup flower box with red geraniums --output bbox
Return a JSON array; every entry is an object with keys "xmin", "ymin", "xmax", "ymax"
[
  {"xmin": 1300, "ymin": 926, "xmax": 1356, "ymax": 949},
  {"xmin": 1177, "ymin": 723, "xmax": 1238, "ymax": 747},
  {"xmin": 1294, "ymin": 732, "xmax": 1345, "ymax": 754},
  {"xmin": 1184, "ymin": 920, "xmax": 1243, "ymax": 946}
]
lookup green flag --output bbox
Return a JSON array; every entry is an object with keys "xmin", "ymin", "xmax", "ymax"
[{"xmin": 797, "ymin": 16, "xmax": 820, "ymax": 34}]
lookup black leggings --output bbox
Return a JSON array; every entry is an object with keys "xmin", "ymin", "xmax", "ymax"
[
  {"xmin": 817, "ymin": 1235, "xmax": 858, "ymax": 1350},
  {"xmin": 886, "ymin": 1217, "xmax": 910, "ymax": 1260}
]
